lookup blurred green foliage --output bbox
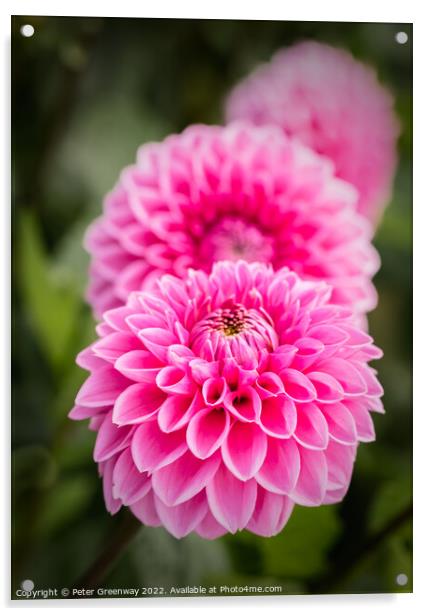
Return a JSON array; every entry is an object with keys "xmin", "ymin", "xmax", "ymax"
[{"xmin": 12, "ymin": 16, "xmax": 412, "ymax": 597}]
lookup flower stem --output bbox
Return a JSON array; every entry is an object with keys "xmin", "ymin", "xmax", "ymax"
[{"xmin": 75, "ymin": 511, "xmax": 142, "ymax": 589}]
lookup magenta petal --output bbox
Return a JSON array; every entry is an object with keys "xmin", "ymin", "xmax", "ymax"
[
  {"xmin": 94, "ymin": 411, "xmax": 133, "ymax": 462},
  {"xmin": 130, "ymin": 490, "xmax": 161, "ymax": 527},
  {"xmin": 256, "ymin": 372, "xmax": 285, "ymax": 399},
  {"xmin": 206, "ymin": 464, "xmax": 257, "ymax": 533},
  {"xmin": 112, "ymin": 449, "xmax": 151, "ymax": 505},
  {"xmin": 189, "ymin": 359, "xmax": 220, "ymax": 385},
  {"xmin": 291, "ymin": 337, "xmax": 325, "ymax": 371},
  {"xmin": 280, "ymin": 369, "xmax": 317, "ymax": 402},
  {"xmin": 115, "ymin": 350, "xmax": 163, "ymax": 383},
  {"xmin": 76, "ymin": 366, "xmax": 131, "ymax": 407},
  {"xmin": 101, "ymin": 456, "xmax": 122, "ymax": 515},
  {"xmin": 92, "ymin": 332, "xmax": 140, "ymax": 362},
  {"xmin": 246, "ymin": 487, "xmax": 294, "ymax": 537},
  {"xmin": 221, "ymin": 421, "xmax": 267, "ymax": 480},
  {"xmin": 315, "ymin": 358, "xmax": 367, "ymax": 395},
  {"xmin": 259, "ymin": 395, "xmax": 297, "ymax": 438},
  {"xmin": 223, "ymin": 387, "xmax": 261, "ymax": 422},
  {"xmin": 131, "ymin": 420, "xmax": 188, "ymax": 472},
  {"xmin": 113, "ymin": 382, "xmax": 166, "ymax": 425},
  {"xmin": 157, "ymin": 391, "xmax": 202, "ymax": 433},
  {"xmin": 68, "ymin": 404, "xmax": 104, "ymax": 420},
  {"xmin": 320, "ymin": 402, "xmax": 358, "ymax": 445},
  {"xmin": 294, "ymin": 402, "xmax": 329, "ymax": 450},
  {"xmin": 325, "ymin": 441, "xmax": 357, "ymax": 490},
  {"xmin": 307, "ymin": 371, "xmax": 344, "ymax": 402},
  {"xmin": 202, "ymin": 377, "xmax": 228, "ymax": 406},
  {"xmin": 138, "ymin": 328, "xmax": 178, "ymax": 362},
  {"xmin": 256, "ymin": 437, "xmax": 300, "ymax": 494},
  {"xmin": 195, "ymin": 511, "xmax": 228, "ymax": 540},
  {"xmin": 289, "ymin": 448, "xmax": 328, "ymax": 506},
  {"xmin": 343, "ymin": 400, "xmax": 376, "ymax": 442},
  {"xmin": 307, "ymin": 324, "xmax": 350, "ymax": 347},
  {"xmin": 76, "ymin": 346, "xmax": 107, "ymax": 370},
  {"xmin": 323, "ymin": 483, "xmax": 350, "ymax": 505},
  {"xmin": 186, "ymin": 407, "xmax": 230, "ymax": 459},
  {"xmin": 154, "ymin": 491, "xmax": 208, "ymax": 539},
  {"xmin": 152, "ymin": 450, "xmax": 221, "ymax": 506},
  {"xmin": 156, "ymin": 366, "xmax": 196, "ymax": 395}
]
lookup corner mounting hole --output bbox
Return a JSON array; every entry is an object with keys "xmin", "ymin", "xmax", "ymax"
[
  {"xmin": 395, "ymin": 31, "xmax": 408, "ymax": 44},
  {"xmin": 20, "ymin": 24, "xmax": 34, "ymax": 38}
]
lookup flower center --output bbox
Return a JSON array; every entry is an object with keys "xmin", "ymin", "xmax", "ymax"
[
  {"xmin": 190, "ymin": 301, "xmax": 278, "ymax": 362},
  {"xmin": 200, "ymin": 217, "xmax": 274, "ymax": 266}
]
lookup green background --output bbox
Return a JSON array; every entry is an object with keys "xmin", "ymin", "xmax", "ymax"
[{"xmin": 12, "ymin": 16, "xmax": 412, "ymax": 597}]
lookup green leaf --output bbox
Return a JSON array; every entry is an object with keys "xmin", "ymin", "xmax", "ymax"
[
  {"xmin": 260, "ymin": 505, "xmax": 342, "ymax": 579},
  {"xmin": 17, "ymin": 211, "xmax": 80, "ymax": 371}
]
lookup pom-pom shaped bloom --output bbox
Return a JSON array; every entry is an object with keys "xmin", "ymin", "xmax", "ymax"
[
  {"xmin": 85, "ymin": 122, "xmax": 379, "ymax": 319},
  {"xmin": 225, "ymin": 41, "xmax": 399, "ymax": 224},
  {"xmin": 71, "ymin": 261, "xmax": 384, "ymax": 539}
]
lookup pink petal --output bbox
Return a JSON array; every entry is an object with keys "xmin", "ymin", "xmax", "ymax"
[
  {"xmin": 221, "ymin": 421, "xmax": 267, "ymax": 480},
  {"xmin": 93, "ymin": 411, "xmax": 133, "ymax": 462},
  {"xmin": 115, "ymin": 350, "xmax": 163, "ymax": 383},
  {"xmin": 113, "ymin": 382, "xmax": 166, "ymax": 425},
  {"xmin": 294, "ymin": 402, "xmax": 329, "ymax": 450},
  {"xmin": 223, "ymin": 387, "xmax": 262, "ymax": 422},
  {"xmin": 343, "ymin": 400, "xmax": 376, "ymax": 442},
  {"xmin": 138, "ymin": 328, "xmax": 179, "ymax": 362},
  {"xmin": 320, "ymin": 402, "xmax": 358, "ymax": 445},
  {"xmin": 291, "ymin": 337, "xmax": 325, "ymax": 371},
  {"xmin": 289, "ymin": 448, "xmax": 328, "ymax": 506},
  {"xmin": 195, "ymin": 511, "xmax": 228, "ymax": 539},
  {"xmin": 314, "ymin": 358, "xmax": 367, "ymax": 395},
  {"xmin": 68, "ymin": 404, "xmax": 105, "ymax": 420},
  {"xmin": 280, "ymin": 369, "xmax": 317, "ymax": 402},
  {"xmin": 76, "ymin": 347, "xmax": 106, "ymax": 371},
  {"xmin": 259, "ymin": 395, "xmax": 297, "ymax": 438},
  {"xmin": 256, "ymin": 437, "xmax": 300, "ymax": 494},
  {"xmin": 306, "ymin": 371, "xmax": 344, "ymax": 402},
  {"xmin": 76, "ymin": 366, "xmax": 131, "ymax": 407},
  {"xmin": 307, "ymin": 324, "xmax": 350, "ymax": 347},
  {"xmin": 101, "ymin": 456, "xmax": 122, "ymax": 515},
  {"xmin": 202, "ymin": 377, "xmax": 228, "ymax": 406},
  {"xmin": 246, "ymin": 487, "xmax": 294, "ymax": 537},
  {"xmin": 112, "ymin": 448, "xmax": 151, "ymax": 505},
  {"xmin": 256, "ymin": 372, "xmax": 285, "ymax": 399},
  {"xmin": 268, "ymin": 345, "xmax": 298, "ymax": 372},
  {"xmin": 189, "ymin": 359, "xmax": 220, "ymax": 384},
  {"xmin": 157, "ymin": 391, "xmax": 202, "ymax": 433},
  {"xmin": 92, "ymin": 332, "xmax": 141, "ymax": 362},
  {"xmin": 325, "ymin": 441, "xmax": 357, "ymax": 490},
  {"xmin": 154, "ymin": 491, "xmax": 208, "ymax": 539},
  {"xmin": 131, "ymin": 420, "xmax": 188, "ymax": 472},
  {"xmin": 152, "ymin": 450, "xmax": 221, "ymax": 506},
  {"xmin": 186, "ymin": 407, "xmax": 230, "ymax": 459},
  {"xmin": 156, "ymin": 366, "xmax": 196, "ymax": 395},
  {"xmin": 206, "ymin": 464, "xmax": 257, "ymax": 533},
  {"xmin": 130, "ymin": 490, "xmax": 161, "ymax": 527}
]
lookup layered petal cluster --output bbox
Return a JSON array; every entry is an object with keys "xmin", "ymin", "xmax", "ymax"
[
  {"xmin": 85, "ymin": 122, "xmax": 379, "ymax": 319},
  {"xmin": 71, "ymin": 261, "xmax": 384, "ymax": 539},
  {"xmin": 225, "ymin": 41, "xmax": 399, "ymax": 224}
]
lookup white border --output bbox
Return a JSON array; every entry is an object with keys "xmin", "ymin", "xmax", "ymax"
[{"xmin": 3, "ymin": 1, "xmax": 429, "ymax": 614}]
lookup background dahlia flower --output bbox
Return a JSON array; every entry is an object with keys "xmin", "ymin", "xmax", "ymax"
[
  {"xmin": 70, "ymin": 261, "xmax": 384, "ymax": 539},
  {"xmin": 225, "ymin": 41, "xmax": 399, "ymax": 225},
  {"xmin": 85, "ymin": 123, "xmax": 379, "ymax": 321}
]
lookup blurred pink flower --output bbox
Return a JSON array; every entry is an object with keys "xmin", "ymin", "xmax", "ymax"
[
  {"xmin": 225, "ymin": 41, "xmax": 399, "ymax": 224},
  {"xmin": 85, "ymin": 123, "xmax": 379, "ymax": 321},
  {"xmin": 70, "ymin": 261, "xmax": 384, "ymax": 539}
]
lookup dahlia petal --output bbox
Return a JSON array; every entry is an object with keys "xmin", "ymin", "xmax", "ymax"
[
  {"xmin": 92, "ymin": 332, "xmax": 141, "ymax": 362},
  {"xmin": 291, "ymin": 337, "xmax": 325, "ymax": 370},
  {"xmin": 221, "ymin": 421, "xmax": 267, "ymax": 480},
  {"xmin": 325, "ymin": 441, "xmax": 357, "ymax": 490},
  {"xmin": 156, "ymin": 366, "xmax": 196, "ymax": 395},
  {"xmin": 306, "ymin": 371, "xmax": 345, "ymax": 402},
  {"xmin": 101, "ymin": 456, "xmax": 122, "ymax": 515},
  {"xmin": 314, "ymin": 358, "xmax": 367, "ymax": 395},
  {"xmin": 113, "ymin": 382, "xmax": 166, "ymax": 425},
  {"xmin": 76, "ymin": 347, "xmax": 106, "ymax": 371},
  {"xmin": 223, "ymin": 387, "xmax": 261, "ymax": 422},
  {"xmin": 259, "ymin": 395, "xmax": 297, "ymax": 438},
  {"xmin": 290, "ymin": 448, "xmax": 328, "ymax": 506},
  {"xmin": 195, "ymin": 511, "xmax": 228, "ymax": 539},
  {"xmin": 256, "ymin": 372, "xmax": 285, "ymax": 399},
  {"xmin": 167, "ymin": 344, "xmax": 196, "ymax": 368},
  {"xmin": 152, "ymin": 450, "xmax": 221, "ymax": 506},
  {"xmin": 131, "ymin": 420, "xmax": 188, "ymax": 472},
  {"xmin": 267, "ymin": 345, "xmax": 298, "ymax": 372},
  {"xmin": 68, "ymin": 404, "xmax": 104, "ymax": 420},
  {"xmin": 103, "ymin": 306, "xmax": 137, "ymax": 332},
  {"xmin": 157, "ymin": 391, "xmax": 202, "ymax": 433},
  {"xmin": 256, "ymin": 437, "xmax": 300, "ymax": 494},
  {"xmin": 153, "ymin": 491, "xmax": 208, "ymax": 539},
  {"xmin": 114, "ymin": 350, "xmax": 163, "ymax": 383},
  {"xmin": 76, "ymin": 366, "xmax": 131, "ymax": 407},
  {"xmin": 307, "ymin": 324, "xmax": 350, "ymax": 347},
  {"xmin": 294, "ymin": 402, "xmax": 329, "ymax": 450},
  {"xmin": 320, "ymin": 402, "xmax": 358, "ymax": 445},
  {"xmin": 186, "ymin": 407, "xmax": 230, "ymax": 459},
  {"xmin": 189, "ymin": 359, "xmax": 220, "ymax": 384},
  {"xmin": 138, "ymin": 328, "xmax": 179, "ymax": 362},
  {"xmin": 351, "ymin": 362, "xmax": 384, "ymax": 397},
  {"xmin": 112, "ymin": 449, "xmax": 151, "ymax": 505},
  {"xmin": 130, "ymin": 491, "xmax": 161, "ymax": 527},
  {"xmin": 206, "ymin": 464, "xmax": 257, "ymax": 533},
  {"xmin": 202, "ymin": 377, "xmax": 228, "ymax": 406},
  {"xmin": 246, "ymin": 487, "xmax": 294, "ymax": 537},
  {"xmin": 343, "ymin": 399, "xmax": 376, "ymax": 442},
  {"xmin": 280, "ymin": 369, "xmax": 317, "ymax": 402},
  {"xmin": 94, "ymin": 411, "xmax": 133, "ymax": 462}
]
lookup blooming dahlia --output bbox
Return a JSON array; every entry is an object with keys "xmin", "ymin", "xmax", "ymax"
[
  {"xmin": 225, "ymin": 41, "xmax": 399, "ymax": 224},
  {"xmin": 70, "ymin": 261, "xmax": 384, "ymax": 539},
  {"xmin": 85, "ymin": 122, "xmax": 378, "ymax": 319}
]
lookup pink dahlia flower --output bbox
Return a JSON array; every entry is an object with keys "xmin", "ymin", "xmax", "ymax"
[
  {"xmin": 225, "ymin": 41, "xmax": 399, "ymax": 224},
  {"xmin": 85, "ymin": 122, "xmax": 379, "ymax": 320},
  {"xmin": 70, "ymin": 261, "xmax": 384, "ymax": 539}
]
